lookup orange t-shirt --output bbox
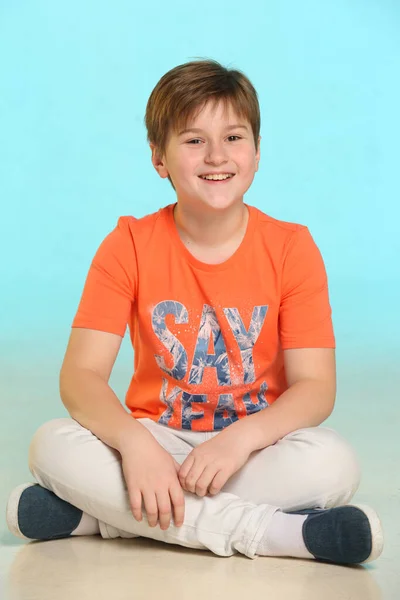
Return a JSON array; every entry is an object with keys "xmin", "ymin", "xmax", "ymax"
[{"xmin": 72, "ymin": 202, "xmax": 335, "ymax": 431}]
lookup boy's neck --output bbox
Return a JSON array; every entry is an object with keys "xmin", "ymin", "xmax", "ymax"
[{"xmin": 173, "ymin": 202, "xmax": 249, "ymax": 250}]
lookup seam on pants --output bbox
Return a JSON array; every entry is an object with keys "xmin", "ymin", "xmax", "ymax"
[
  {"xmin": 101, "ymin": 521, "xmax": 112, "ymax": 538},
  {"xmin": 243, "ymin": 506, "xmax": 277, "ymax": 558}
]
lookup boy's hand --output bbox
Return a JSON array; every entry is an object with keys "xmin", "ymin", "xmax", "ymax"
[
  {"xmin": 178, "ymin": 430, "xmax": 253, "ymax": 497},
  {"xmin": 119, "ymin": 428, "xmax": 185, "ymax": 530}
]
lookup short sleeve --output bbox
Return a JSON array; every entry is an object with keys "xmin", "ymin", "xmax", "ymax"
[
  {"xmin": 71, "ymin": 217, "xmax": 137, "ymax": 337},
  {"xmin": 279, "ymin": 226, "xmax": 335, "ymax": 349}
]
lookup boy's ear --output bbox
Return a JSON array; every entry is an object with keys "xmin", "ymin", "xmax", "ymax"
[{"xmin": 150, "ymin": 143, "xmax": 169, "ymax": 178}]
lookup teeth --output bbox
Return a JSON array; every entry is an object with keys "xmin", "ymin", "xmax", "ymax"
[{"xmin": 201, "ymin": 174, "xmax": 233, "ymax": 181}]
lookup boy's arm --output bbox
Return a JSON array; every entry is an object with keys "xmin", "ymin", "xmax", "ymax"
[
  {"xmin": 219, "ymin": 347, "xmax": 336, "ymax": 453},
  {"xmin": 60, "ymin": 328, "xmax": 150, "ymax": 453}
]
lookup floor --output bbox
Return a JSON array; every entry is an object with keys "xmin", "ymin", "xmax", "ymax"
[{"xmin": 1, "ymin": 349, "xmax": 399, "ymax": 599}]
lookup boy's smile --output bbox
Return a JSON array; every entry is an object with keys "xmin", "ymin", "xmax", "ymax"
[{"xmin": 198, "ymin": 173, "xmax": 235, "ymax": 184}]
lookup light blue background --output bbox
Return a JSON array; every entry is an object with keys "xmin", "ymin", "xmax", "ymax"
[
  {"xmin": 1, "ymin": 3, "xmax": 400, "ymax": 595},
  {"xmin": 0, "ymin": 1, "xmax": 399, "ymax": 421}
]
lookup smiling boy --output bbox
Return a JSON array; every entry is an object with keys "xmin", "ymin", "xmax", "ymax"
[
  {"xmin": 152, "ymin": 99, "xmax": 258, "ymax": 267},
  {"xmin": 7, "ymin": 59, "xmax": 384, "ymax": 565}
]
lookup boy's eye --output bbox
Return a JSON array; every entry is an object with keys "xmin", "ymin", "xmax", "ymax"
[{"xmin": 187, "ymin": 136, "xmax": 242, "ymax": 144}]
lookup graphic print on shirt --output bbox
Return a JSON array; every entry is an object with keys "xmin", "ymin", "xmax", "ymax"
[{"xmin": 152, "ymin": 301, "xmax": 270, "ymax": 430}]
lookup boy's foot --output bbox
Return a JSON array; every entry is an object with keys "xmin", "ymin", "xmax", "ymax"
[
  {"xmin": 6, "ymin": 483, "xmax": 99, "ymax": 541},
  {"xmin": 257, "ymin": 504, "xmax": 384, "ymax": 565}
]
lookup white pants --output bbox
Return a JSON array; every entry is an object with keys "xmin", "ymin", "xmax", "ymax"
[{"xmin": 28, "ymin": 417, "xmax": 361, "ymax": 559}]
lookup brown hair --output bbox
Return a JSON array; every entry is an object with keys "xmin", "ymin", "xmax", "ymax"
[{"xmin": 144, "ymin": 58, "xmax": 261, "ymax": 189}]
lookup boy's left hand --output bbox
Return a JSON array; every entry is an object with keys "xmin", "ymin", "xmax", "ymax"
[{"xmin": 178, "ymin": 430, "xmax": 253, "ymax": 497}]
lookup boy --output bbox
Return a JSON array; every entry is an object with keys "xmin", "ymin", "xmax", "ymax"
[{"xmin": 7, "ymin": 59, "xmax": 383, "ymax": 564}]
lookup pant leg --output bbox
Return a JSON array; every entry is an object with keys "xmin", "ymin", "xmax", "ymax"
[
  {"xmin": 219, "ymin": 426, "xmax": 361, "ymax": 510},
  {"xmin": 27, "ymin": 417, "xmax": 277, "ymax": 559}
]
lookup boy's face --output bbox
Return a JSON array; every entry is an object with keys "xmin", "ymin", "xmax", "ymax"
[{"xmin": 151, "ymin": 100, "xmax": 261, "ymax": 213}]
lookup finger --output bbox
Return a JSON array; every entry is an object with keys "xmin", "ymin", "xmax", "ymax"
[
  {"xmin": 184, "ymin": 461, "xmax": 207, "ymax": 494},
  {"xmin": 195, "ymin": 464, "xmax": 218, "ymax": 497},
  {"xmin": 170, "ymin": 483, "xmax": 185, "ymax": 527},
  {"xmin": 208, "ymin": 469, "xmax": 227, "ymax": 495},
  {"xmin": 142, "ymin": 491, "xmax": 158, "ymax": 527},
  {"xmin": 130, "ymin": 489, "xmax": 143, "ymax": 521},
  {"xmin": 155, "ymin": 490, "xmax": 172, "ymax": 531},
  {"xmin": 178, "ymin": 454, "xmax": 195, "ymax": 481},
  {"xmin": 178, "ymin": 456, "xmax": 195, "ymax": 491}
]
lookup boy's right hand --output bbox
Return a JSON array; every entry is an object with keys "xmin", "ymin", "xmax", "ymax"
[{"xmin": 118, "ymin": 428, "xmax": 185, "ymax": 531}]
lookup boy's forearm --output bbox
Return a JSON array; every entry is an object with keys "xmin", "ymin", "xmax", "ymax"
[
  {"xmin": 59, "ymin": 368, "xmax": 148, "ymax": 453},
  {"xmin": 221, "ymin": 379, "xmax": 336, "ymax": 453}
]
